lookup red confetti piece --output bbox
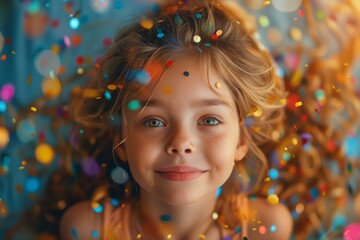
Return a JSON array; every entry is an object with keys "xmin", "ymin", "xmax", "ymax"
[
  {"xmin": 5, "ymin": 38, "xmax": 11, "ymax": 44},
  {"xmin": 102, "ymin": 37, "xmax": 112, "ymax": 47},
  {"xmin": 165, "ymin": 60, "xmax": 173, "ymax": 67},
  {"xmin": 76, "ymin": 56, "xmax": 84, "ymax": 65},
  {"xmin": 298, "ymin": 9, "xmax": 304, "ymax": 17},
  {"xmin": 51, "ymin": 19, "xmax": 59, "ymax": 28},
  {"xmin": 211, "ymin": 33, "xmax": 218, "ymax": 40},
  {"xmin": 349, "ymin": 130, "xmax": 354, "ymax": 137},
  {"xmin": 300, "ymin": 114, "xmax": 307, "ymax": 122}
]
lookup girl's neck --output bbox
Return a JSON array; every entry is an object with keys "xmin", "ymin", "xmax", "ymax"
[{"xmin": 130, "ymin": 191, "xmax": 221, "ymax": 240}]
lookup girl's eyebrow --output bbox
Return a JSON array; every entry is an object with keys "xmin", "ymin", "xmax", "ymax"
[{"xmin": 139, "ymin": 98, "xmax": 232, "ymax": 108}]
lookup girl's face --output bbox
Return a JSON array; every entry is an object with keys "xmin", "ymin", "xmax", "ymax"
[{"xmin": 117, "ymin": 56, "xmax": 248, "ymax": 206}]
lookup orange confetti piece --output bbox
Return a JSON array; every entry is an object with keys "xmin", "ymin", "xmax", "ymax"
[
  {"xmin": 26, "ymin": 75, "xmax": 32, "ymax": 84},
  {"xmin": 1, "ymin": 55, "xmax": 6, "ymax": 61},
  {"xmin": 72, "ymin": 34, "xmax": 82, "ymax": 46}
]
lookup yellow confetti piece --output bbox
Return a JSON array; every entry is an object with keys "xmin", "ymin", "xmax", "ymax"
[
  {"xmin": 51, "ymin": 44, "xmax": 61, "ymax": 54},
  {"xmin": 77, "ymin": 68, "xmax": 84, "ymax": 74},
  {"xmin": 193, "ymin": 35, "xmax": 201, "ymax": 43},
  {"xmin": 290, "ymin": 70, "xmax": 303, "ymax": 87},
  {"xmin": 267, "ymin": 194, "xmax": 279, "ymax": 205},
  {"xmin": 264, "ymin": 0, "xmax": 271, "ymax": 5},
  {"xmin": 166, "ymin": 234, "xmax": 172, "ymax": 239},
  {"xmin": 11, "ymin": 51, "xmax": 16, "ymax": 55},
  {"xmin": 289, "ymin": 27, "xmax": 302, "ymax": 42},
  {"xmin": 83, "ymin": 88, "xmax": 101, "ymax": 98},
  {"xmin": 31, "ymin": 107, "xmax": 37, "ymax": 112},
  {"xmin": 295, "ymin": 101, "xmax": 303, "ymax": 107},
  {"xmin": 136, "ymin": 234, "xmax": 142, "ymax": 239},
  {"xmin": 264, "ymin": 177, "xmax": 270, "ymax": 182},
  {"xmin": 212, "ymin": 212, "xmax": 219, "ymax": 220},
  {"xmin": 199, "ymin": 234, "xmax": 206, "ymax": 239},
  {"xmin": 216, "ymin": 30, "xmax": 223, "ymax": 36},
  {"xmin": 253, "ymin": 107, "xmax": 263, "ymax": 117},
  {"xmin": 279, "ymin": 99, "xmax": 287, "ymax": 104},
  {"xmin": 215, "ymin": 82, "xmax": 222, "ymax": 88}
]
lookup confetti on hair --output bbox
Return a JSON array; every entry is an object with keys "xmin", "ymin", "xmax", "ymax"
[
  {"xmin": 104, "ymin": 91, "xmax": 111, "ymax": 100},
  {"xmin": 211, "ymin": 34, "xmax": 218, "ymax": 40},
  {"xmin": 140, "ymin": 20, "xmax": 154, "ymax": 29},
  {"xmin": 195, "ymin": 13, "xmax": 202, "ymax": 19},
  {"xmin": 215, "ymin": 82, "xmax": 222, "ymax": 88},
  {"xmin": 165, "ymin": 60, "xmax": 173, "ymax": 67},
  {"xmin": 127, "ymin": 100, "xmax": 141, "ymax": 111},
  {"xmin": 157, "ymin": 32, "xmax": 165, "ymax": 38},
  {"xmin": 295, "ymin": 101, "xmax": 302, "ymax": 107},
  {"xmin": 193, "ymin": 35, "xmax": 201, "ymax": 43},
  {"xmin": 91, "ymin": 202, "xmax": 103, "ymax": 213},
  {"xmin": 267, "ymin": 194, "xmax": 279, "ymax": 205}
]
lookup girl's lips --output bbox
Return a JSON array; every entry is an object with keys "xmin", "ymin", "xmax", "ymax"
[{"xmin": 155, "ymin": 166, "xmax": 207, "ymax": 181}]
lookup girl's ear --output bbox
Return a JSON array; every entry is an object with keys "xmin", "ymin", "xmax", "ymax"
[
  {"xmin": 113, "ymin": 131, "xmax": 127, "ymax": 162},
  {"xmin": 235, "ymin": 141, "xmax": 248, "ymax": 162}
]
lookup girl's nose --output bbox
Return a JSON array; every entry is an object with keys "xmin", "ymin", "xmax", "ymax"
[{"xmin": 166, "ymin": 131, "xmax": 195, "ymax": 155}]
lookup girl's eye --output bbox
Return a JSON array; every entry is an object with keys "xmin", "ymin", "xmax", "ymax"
[
  {"xmin": 143, "ymin": 119, "xmax": 165, "ymax": 127},
  {"xmin": 199, "ymin": 117, "xmax": 220, "ymax": 126}
]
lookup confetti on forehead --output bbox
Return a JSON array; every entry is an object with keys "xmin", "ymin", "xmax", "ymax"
[{"xmin": 163, "ymin": 86, "xmax": 173, "ymax": 95}]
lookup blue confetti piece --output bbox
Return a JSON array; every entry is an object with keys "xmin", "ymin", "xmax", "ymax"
[
  {"xmin": 71, "ymin": 227, "xmax": 79, "ymax": 239},
  {"xmin": 268, "ymin": 168, "xmax": 279, "ymax": 180},
  {"xmin": 270, "ymin": 224, "xmax": 277, "ymax": 232},
  {"xmin": 104, "ymin": 91, "xmax": 112, "ymax": 100},
  {"xmin": 110, "ymin": 198, "xmax": 120, "ymax": 207},
  {"xmin": 157, "ymin": 32, "xmax": 165, "ymax": 38},
  {"xmin": 93, "ymin": 204, "xmax": 103, "ymax": 213},
  {"xmin": 216, "ymin": 186, "xmax": 223, "ymax": 198},
  {"xmin": 92, "ymin": 230, "xmax": 100, "ymax": 238},
  {"xmin": 160, "ymin": 214, "xmax": 172, "ymax": 222}
]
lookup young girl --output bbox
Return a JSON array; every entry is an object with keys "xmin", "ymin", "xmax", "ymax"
[{"xmin": 60, "ymin": 0, "xmax": 293, "ymax": 239}]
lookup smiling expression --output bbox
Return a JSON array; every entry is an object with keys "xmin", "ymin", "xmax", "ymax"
[{"xmin": 116, "ymin": 56, "xmax": 248, "ymax": 206}]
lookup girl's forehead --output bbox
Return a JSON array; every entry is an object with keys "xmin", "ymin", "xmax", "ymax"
[{"xmin": 128, "ymin": 56, "xmax": 235, "ymax": 106}]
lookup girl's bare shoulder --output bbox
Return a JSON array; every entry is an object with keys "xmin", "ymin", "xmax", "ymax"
[
  {"xmin": 59, "ymin": 200, "xmax": 102, "ymax": 240},
  {"xmin": 247, "ymin": 197, "xmax": 293, "ymax": 240}
]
